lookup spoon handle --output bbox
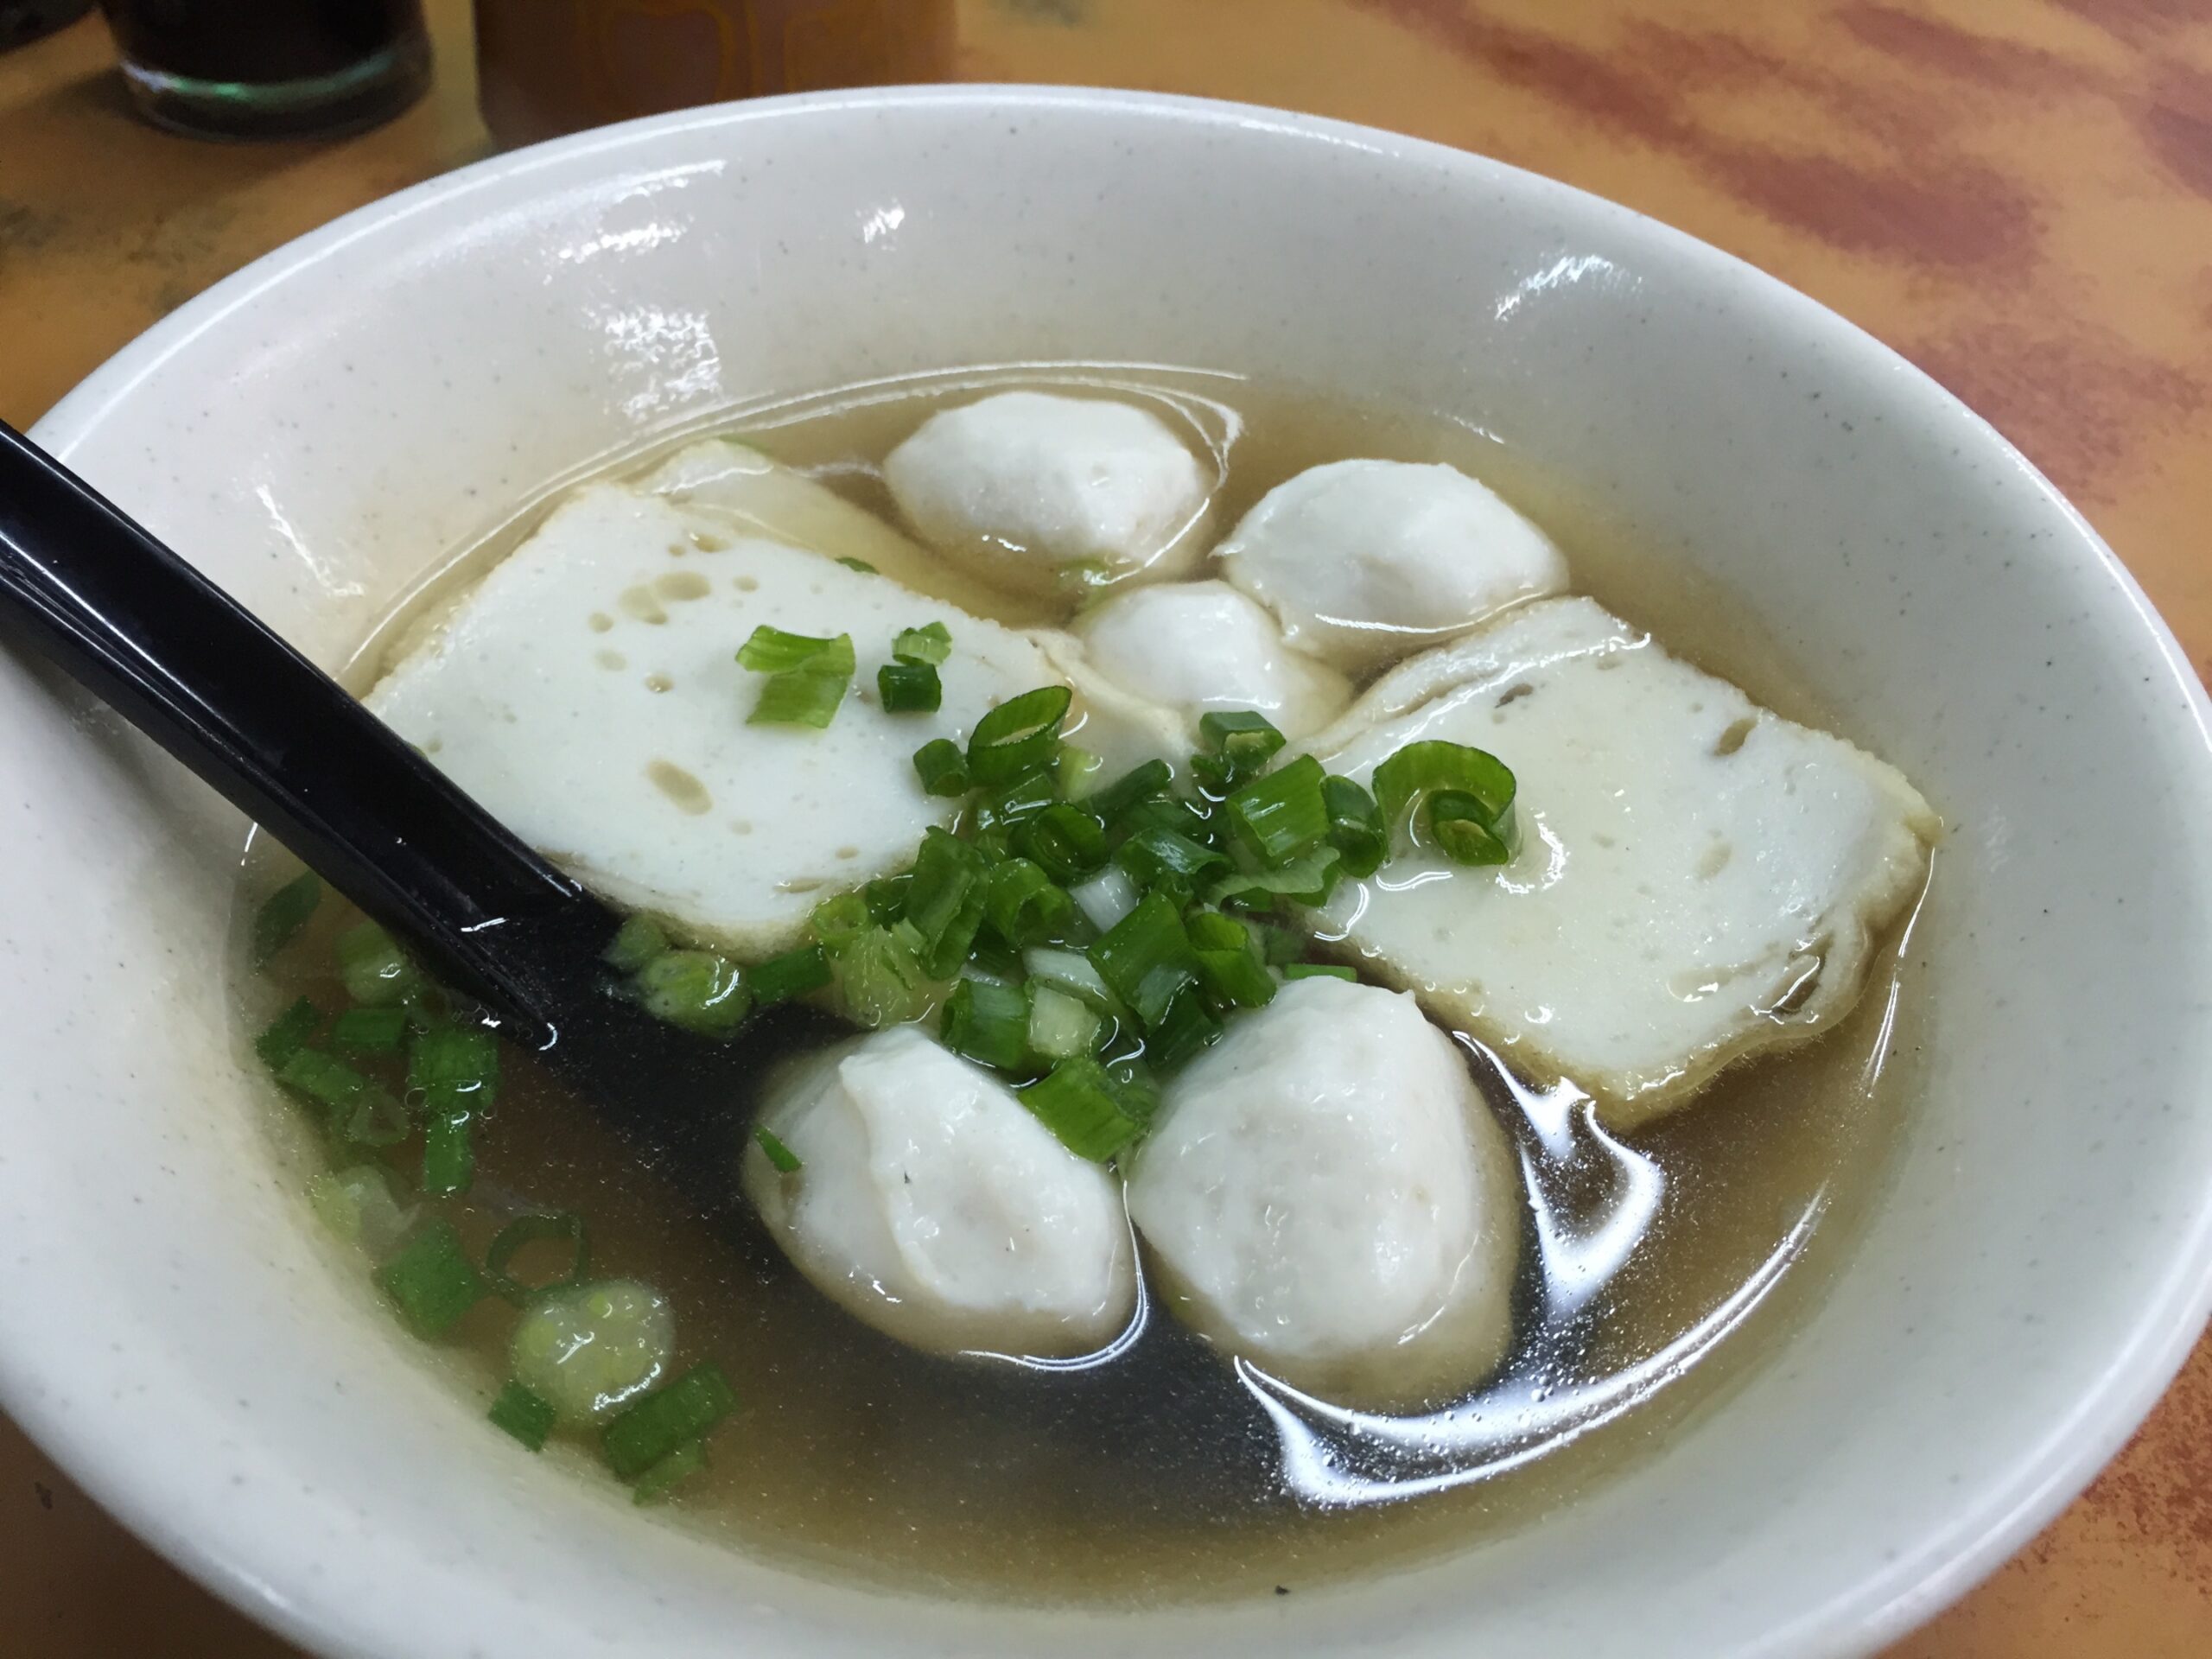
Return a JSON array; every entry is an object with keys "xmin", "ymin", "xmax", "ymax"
[{"xmin": 0, "ymin": 420, "xmax": 607, "ymax": 1044}]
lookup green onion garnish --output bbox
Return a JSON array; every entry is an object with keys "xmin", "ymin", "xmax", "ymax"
[
  {"xmin": 966, "ymin": 685, "xmax": 1072, "ymax": 785},
  {"xmin": 750, "ymin": 942, "xmax": 831, "ymax": 1006},
  {"xmin": 1027, "ymin": 984, "xmax": 1105, "ymax": 1061},
  {"xmin": 1058, "ymin": 745, "xmax": 1107, "ymax": 800},
  {"xmin": 971, "ymin": 766, "xmax": 1061, "ymax": 834},
  {"xmin": 836, "ymin": 556, "xmax": 879, "ymax": 575},
  {"xmin": 1089, "ymin": 891, "xmax": 1199, "ymax": 1029},
  {"xmin": 251, "ymin": 871, "xmax": 322, "ymax": 965},
  {"xmin": 912, "ymin": 736, "xmax": 972, "ymax": 797},
  {"xmin": 330, "ymin": 1006, "xmax": 407, "ymax": 1054},
  {"xmin": 1283, "ymin": 963, "xmax": 1358, "ymax": 982},
  {"xmin": 334, "ymin": 920, "xmax": 422, "ymax": 1007},
  {"xmin": 601, "ymin": 913, "xmax": 670, "ymax": 974},
  {"xmin": 1019, "ymin": 1057, "xmax": 1153, "ymax": 1162},
  {"xmin": 821, "ymin": 916, "xmax": 935, "ymax": 1027},
  {"xmin": 630, "ymin": 1439, "xmax": 709, "ymax": 1504},
  {"xmin": 488, "ymin": 1382, "xmax": 559, "ymax": 1452},
  {"xmin": 422, "ymin": 1108, "xmax": 474, "ymax": 1197},
  {"xmin": 1014, "ymin": 803, "xmax": 1109, "ymax": 884},
  {"xmin": 1146, "ymin": 983, "xmax": 1224, "ymax": 1069},
  {"xmin": 485, "ymin": 1212, "xmax": 591, "ymax": 1306},
  {"xmin": 1371, "ymin": 740, "xmax": 1522, "ymax": 866},
  {"xmin": 1222, "ymin": 753, "xmax": 1330, "ymax": 868},
  {"xmin": 753, "ymin": 1125, "xmax": 803, "ymax": 1173},
  {"xmin": 906, "ymin": 827, "xmax": 993, "ymax": 978},
  {"xmin": 1193, "ymin": 710, "xmax": 1287, "ymax": 792},
  {"xmin": 1113, "ymin": 824, "xmax": 1230, "ymax": 893},
  {"xmin": 810, "ymin": 889, "xmax": 871, "ymax": 948},
  {"xmin": 940, "ymin": 976, "xmax": 1031, "ymax": 1071},
  {"xmin": 340, "ymin": 1087, "xmax": 411, "ymax": 1151},
  {"xmin": 276, "ymin": 1047, "xmax": 381, "ymax": 1117},
  {"xmin": 632, "ymin": 950, "xmax": 752, "ymax": 1037},
  {"xmin": 255, "ymin": 996, "xmax": 321, "ymax": 1071},
  {"xmin": 377, "ymin": 1218, "xmax": 486, "ymax": 1338},
  {"xmin": 984, "ymin": 858, "xmax": 1077, "ymax": 947},
  {"xmin": 600, "ymin": 1362, "xmax": 739, "ymax": 1481},
  {"xmin": 1208, "ymin": 845, "xmax": 1344, "ymax": 911},
  {"xmin": 1022, "ymin": 946, "xmax": 1122, "ymax": 1014},
  {"xmin": 736, "ymin": 626, "xmax": 856, "ymax": 675},
  {"xmin": 410, "ymin": 1022, "xmax": 500, "ymax": 1112},
  {"xmin": 1186, "ymin": 910, "xmax": 1277, "ymax": 1010},
  {"xmin": 1322, "ymin": 774, "xmax": 1388, "ymax": 878},
  {"xmin": 738, "ymin": 626, "xmax": 855, "ymax": 728},
  {"xmin": 1089, "ymin": 758, "xmax": 1174, "ymax": 822},
  {"xmin": 864, "ymin": 874, "xmax": 912, "ymax": 924},
  {"xmin": 876, "ymin": 660, "xmax": 943, "ymax": 713},
  {"xmin": 892, "ymin": 620, "xmax": 953, "ymax": 665}
]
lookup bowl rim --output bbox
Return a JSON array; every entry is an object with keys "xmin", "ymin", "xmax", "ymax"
[{"xmin": 18, "ymin": 81, "xmax": 2212, "ymax": 1659}]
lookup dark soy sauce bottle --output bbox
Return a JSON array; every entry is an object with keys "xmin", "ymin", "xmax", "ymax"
[{"xmin": 99, "ymin": 0, "xmax": 431, "ymax": 139}]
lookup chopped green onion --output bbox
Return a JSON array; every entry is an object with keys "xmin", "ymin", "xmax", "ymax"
[
  {"xmin": 487, "ymin": 1382, "xmax": 559, "ymax": 1451},
  {"xmin": 1090, "ymin": 758, "xmax": 1174, "ymax": 822},
  {"xmin": 985, "ymin": 858, "xmax": 1077, "ymax": 947},
  {"xmin": 630, "ymin": 1439, "xmax": 709, "ymax": 1504},
  {"xmin": 1019, "ymin": 1057, "xmax": 1152, "ymax": 1161},
  {"xmin": 750, "ymin": 942, "xmax": 831, "ymax": 1006},
  {"xmin": 877, "ymin": 661, "xmax": 943, "ymax": 713},
  {"xmin": 1089, "ymin": 891, "xmax": 1199, "ymax": 1029},
  {"xmin": 1371, "ymin": 740, "xmax": 1522, "ymax": 866},
  {"xmin": 736, "ymin": 626, "xmax": 856, "ymax": 676},
  {"xmin": 602, "ymin": 913, "xmax": 671, "ymax": 974},
  {"xmin": 1146, "ymin": 983, "xmax": 1224, "ymax": 1070},
  {"xmin": 912, "ymin": 736, "xmax": 972, "ymax": 797},
  {"xmin": 1283, "ymin": 963, "xmax": 1358, "ymax": 982},
  {"xmin": 906, "ymin": 827, "xmax": 992, "ymax": 977},
  {"xmin": 1114, "ymin": 824, "xmax": 1230, "ymax": 893},
  {"xmin": 251, "ymin": 871, "xmax": 322, "ymax": 965},
  {"xmin": 1323, "ymin": 774, "xmax": 1388, "ymax": 878},
  {"xmin": 1186, "ymin": 911, "xmax": 1277, "ymax": 1010},
  {"xmin": 1193, "ymin": 710, "xmax": 1287, "ymax": 792},
  {"xmin": 1071, "ymin": 866, "xmax": 1141, "ymax": 933},
  {"xmin": 340, "ymin": 1087, "xmax": 411, "ymax": 1151},
  {"xmin": 276, "ymin": 1047, "xmax": 378, "ymax": 1116},
  {"xmin": 1014, "ymin": 803, "xmax": 1109, "ymax": 884},
  {"xmin": 966, "ymin": 919, "xmax": 1026, "ymax": 981},
  {"xmin": 971, "ymin": 766, "xmax": 1060, "ymax": 834},
  {"xmin": 308, "ymin": 1164, "xmax": 415, "ymax": 1258},
  {"xmin": 941, "ymin": 976, "xmax": 1031, "ymax": 1071},
  {"xmin": 748, "ymin": 665, "xmax": 849, "ymax": 728},
  {"xmin": 967, "ymin": 685, "xmax": 1072, "ymax": 785},
  {"xmin": 512, "ymin": 1281, "xmax": 674, "ymax": 1426},
  {"xmin": 1115, "ymin": 792, "xmax": 1223, "ymax": 851},
  {"xmin": 334, "ymin": 920, "xmax": 421, "ymax": 1007},
  {"xmin": 330, "ymin": 1006, "xmax": 407, "ymax": 1054},
  {"xmin": 601, "ymin": 1362, "xmax": 740, "ymax": 1481},
  {"xmin": 863, "ymin": 874, "xmax": 912, "ymax": 925},
  {"xmin": 1209, "ymin": 845, "xmax": 1344, "ymax": 911},
  {"xmin": 1022, "ymin": 946, "xmax": 1122, "ymax": 1014},
  {"xmin": 255, "ymin": 996, "xmax": 321, "ymax": 1071},
  {"xmin": 422, "ymin": 1108, "xmax": 474, "ymax": 1196},
  {"xmin": 892, "ymin": 620, "xmax": 953, "ymax": 665},
  {"xmin": 377, "ymin": 1218, "xmax": 486, "ymax": 1338},
  {"xmin": 1027, "ymin": 984, "xmax": 1104, "ymax": 1061},
  {"xmin": 1058, "ymin": 745, "xmax": 1107, "ymax": 800},
  {"xmin": 410, "ymin": 1022, "xmax": 499, "ymax": 1112},
  {"xmin": 485, "ymin": 1213, "xmax": 591, "ymax": 1306},
  {"xmin": 753, "ymin": 1125, "xmax": 803, "ymax": 1173},
  {"xmin": 836, "ymin": 556, "xmax": 879, "ymax": 575},
  {"xmin": 633, "ymin": 950, "xmax": 751, "ymax": 1037},
  {"xmin": 1250, "ymin": 918, "xmax": 1310, "ymax": 967},
  {"xmin": 823, "ymin": 917, "xmax": 936, "ymax": 1027},
  {"xmin": 1222, "ymin": 753, "xmax": 1330, "ymax": 868},
  {"xmin": 810, "ymin": 889, "xmax": 871, "ymax": 947}
]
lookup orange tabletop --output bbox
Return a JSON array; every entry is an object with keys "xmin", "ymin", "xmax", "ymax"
[{"xmin": 4, "ymin": 1, "xmax": 2210, "ymax": 1652}]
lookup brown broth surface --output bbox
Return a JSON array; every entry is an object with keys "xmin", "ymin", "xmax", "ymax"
[{"xmin": 237, "ymin": 366, "xmax": 1931, "ymax": 1604}]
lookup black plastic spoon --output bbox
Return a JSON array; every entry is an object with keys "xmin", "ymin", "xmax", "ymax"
[{"xmin": 0, "ymin": 419, "xmax": 833, "ymax": 1207}]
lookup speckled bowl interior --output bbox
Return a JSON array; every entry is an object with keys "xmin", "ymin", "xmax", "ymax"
[{"xmin": 6, "ymin": 87, "xmax": 2212, "ymax": 1659}]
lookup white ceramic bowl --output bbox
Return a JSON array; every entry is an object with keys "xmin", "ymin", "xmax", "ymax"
[{"xmin": 7, "ymin": 86, "xmax": 2212, "ymax": 1659}]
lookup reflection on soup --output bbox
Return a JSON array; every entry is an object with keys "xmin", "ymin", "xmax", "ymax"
[{"xmin": 235, "ymin": 366, "xmax": 1937, "ymax": 1602}]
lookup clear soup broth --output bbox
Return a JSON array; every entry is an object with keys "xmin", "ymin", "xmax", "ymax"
[{"xmin": 236, "ymin": 366, "xmax": 1930, "ymax": 1602}]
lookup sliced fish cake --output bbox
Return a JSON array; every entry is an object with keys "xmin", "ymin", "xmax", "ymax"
[
  {"xmin": 1307, "ymin": 597, "xmax": 1937, "ymax": 1128},
  {"xmin": 366, "ymin": 479, "xmax": 1053, "ymax": 957}
]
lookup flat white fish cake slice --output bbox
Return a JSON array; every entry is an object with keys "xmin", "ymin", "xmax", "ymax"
[
  {"xmin": 366, "ymin": 480, "xmax": 1053, "ymax": 957},
  {"xmin": 1307, "ymin": 597, "xmax": 1937, "ymax": 1129}
]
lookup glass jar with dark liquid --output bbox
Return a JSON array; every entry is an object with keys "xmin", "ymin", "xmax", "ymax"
[{"xmin": 99, "ymin": 0, "xmax": 431, "ymax": 140}]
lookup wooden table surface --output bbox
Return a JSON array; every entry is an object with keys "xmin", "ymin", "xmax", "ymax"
[{"xmin": 4, "ymin": 0, "xmax": 2210, "ymax": 1651}]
